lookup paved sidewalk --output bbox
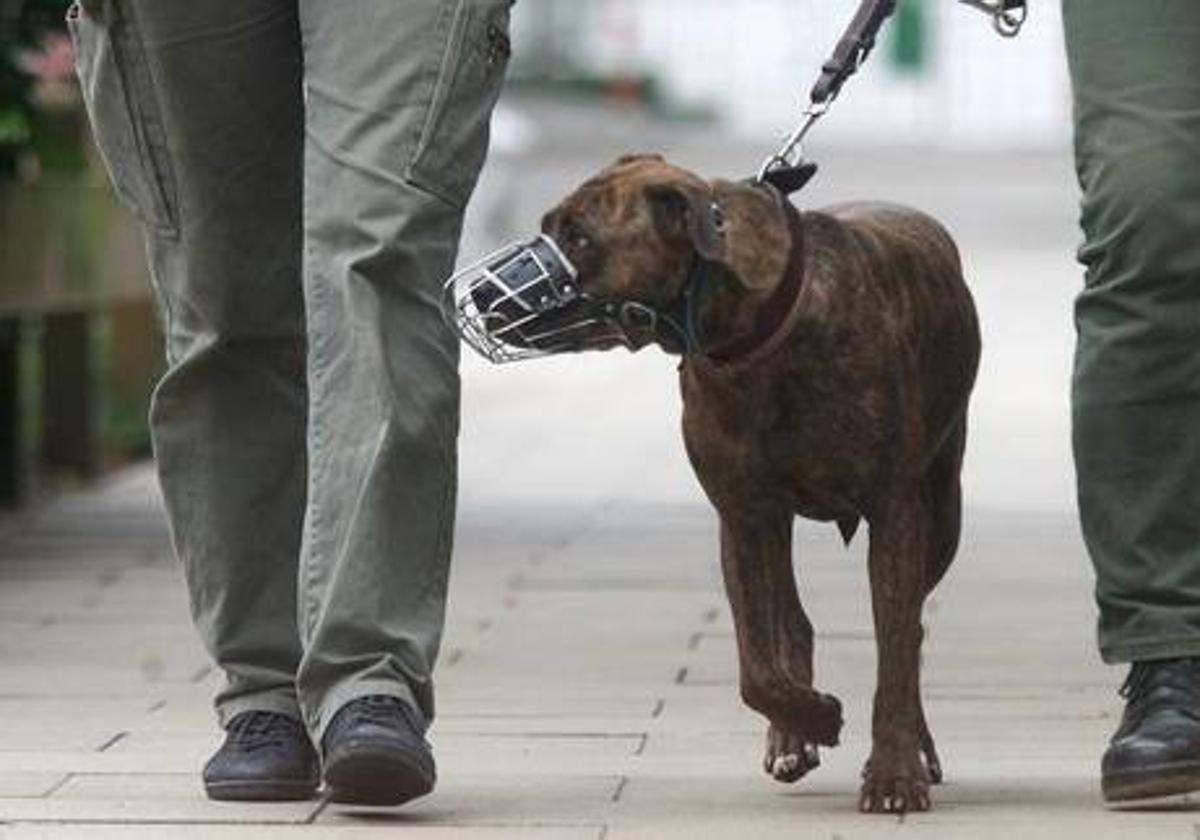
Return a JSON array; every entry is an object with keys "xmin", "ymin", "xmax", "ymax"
[
  {"xmin": 0, "ymin": 465, "xmax": 1197, "ymax": 839},
  {"xmin": 2, "ymin": 100, "xmax": 1196, "ymax": 837}
]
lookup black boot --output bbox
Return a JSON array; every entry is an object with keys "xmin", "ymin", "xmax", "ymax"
[
  {"xmin": 1103, "ymin": 657, "xmax": 1200, "ymax": 803},
  {"xmin": 322, "ymin": 695, "xmax": 436, "ymax": 806},
  {"xmin": 203, "ymin": 711, "xmax": 319, "ymax": 801}
]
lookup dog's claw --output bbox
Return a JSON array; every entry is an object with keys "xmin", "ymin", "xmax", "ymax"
[
  {"xmin": 920, "ymin": 727, "xmax": 944, "ymax": 785},
  {"xmin": 924, "ymin": 752, "xmax": 944, "ymax": 785},
  {"xmin": 860, "ymin": 744, "xmax": 933, "ymax": 814},
  {"xmin": 764, "ymin": 725, "xmax": 821, "ymax": 783}
]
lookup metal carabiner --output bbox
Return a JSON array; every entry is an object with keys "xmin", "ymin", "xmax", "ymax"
[
  {"xmin": 957, "ymin": 0, "xmax": 1027, "ymax": 38},
  {"xmin": 756, "ymin": 102, "xmax": 827, "ymax": 184}
]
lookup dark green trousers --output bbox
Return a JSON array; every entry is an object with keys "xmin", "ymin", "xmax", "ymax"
[
  {"xmin": 69, "ymin": 0, "xmax": 511, "ymax": 739},
  {"xmin": 1064, "ymin": 1, "xmax": 1200, "ymax": 663}
]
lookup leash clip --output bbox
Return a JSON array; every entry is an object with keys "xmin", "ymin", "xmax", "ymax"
[
  {"xmin": 957, "ymin": 0, "xmax": 1028, "ymax": 38},
  {"xmin": 756, "ymin": 102, "xmax": 826, "ymax": 195}
]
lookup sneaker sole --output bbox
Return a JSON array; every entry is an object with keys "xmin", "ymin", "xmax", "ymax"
[
  {"xmin": 1103, "ymin": 761, "xmax": 1200, "ymax": 804},
  {"xmin": 204, "ymin": 778, "xmax": 319, "ymax": 802},
  {"xmin": 323, "ymin": 742, "xmax": 436, "ymax": 807}
]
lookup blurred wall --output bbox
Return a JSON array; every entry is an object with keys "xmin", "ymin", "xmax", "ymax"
[{"xmin": 512, "ymin": 0, "xmax": 1071, "ymax": 149}]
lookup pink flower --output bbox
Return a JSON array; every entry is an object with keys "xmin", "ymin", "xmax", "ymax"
[{"xmin": 16, "ymin": 32, "xmax": 75, "ymax": 84}]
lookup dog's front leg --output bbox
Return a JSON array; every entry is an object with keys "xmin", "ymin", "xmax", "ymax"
[
  {"xmin": 861, "ymin": 491, "xmax": 933, "ymax": 814},
  {"xmin": 718, "ymin": 510, "xmax": 843, "ymax": 782}
]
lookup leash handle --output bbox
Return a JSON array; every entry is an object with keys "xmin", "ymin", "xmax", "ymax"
[{"xmin": 809, "ymin": 0, "xmax": 898, "ymax": 106}]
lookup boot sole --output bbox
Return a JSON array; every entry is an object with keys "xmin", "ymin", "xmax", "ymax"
[
  {"xmin": 204, "ymin": 778, "xmax": 318, "ymax": 802},
  {"xmin": 1103, "ymin": 761, "xmax": 1200, "ymax": 803},
  {"xmin": 323, "ymin": 742, "xmax": 436, "ymax": 807}
]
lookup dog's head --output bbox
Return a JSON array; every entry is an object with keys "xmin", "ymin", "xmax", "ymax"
[{"xmin": 539, "ymin": 154, "xmax": 793, "ymax": 351}]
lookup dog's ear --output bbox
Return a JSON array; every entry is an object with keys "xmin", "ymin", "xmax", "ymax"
[
  {"xmin": 615, "ymin": 152, "xmax": 665, "ymax": 167},
  {"xmin": 706, "ymin": 180, "xmax": 792, "ymax": 293},
  {"xmin": 646, "ymin": 179, "xmax": 791, "ymax": 294},
  {"xmin": 644, "ymin": 181, "xmax": 726, "ymax": 262}
]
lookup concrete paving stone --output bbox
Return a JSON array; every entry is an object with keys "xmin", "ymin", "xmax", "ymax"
[
  {"xmin": 103, "ymin": 731, "xmax": 643, "ymax": 777},
  {"xmin": 0, "ymin": 774, "xmax": 319, "ymax": 822},
  {"xmin": 434, "ymin": 715, "xmax": 656, "ymax": 737},
  {"xmin": 510, "ymin": 577, "xmax": 719, "ymax": 593},
  {"xmin": 518, "ymin": 534, "xmax": 722, "ymax": 582},
  {"xmin": 319, "ymin": 774, "xmax": 618, "ymax": 827},
  {"xmin": 0, "ymin": 662, "xmax": 208, "ymax": 696},
  {"xmin": 0, "ymin": 555, "xmax": 152, "ymax": 581},
  {"xmin": 645, "ymin": 685, "xmax": 763, "ymax": 731},
  {"xmin": 0, "ymin": 698, "xmax": 156, "ymax": 723},
  {"xmin": 436, "ymin": 733, "xmax": 643, "ymax": 776},
  {"xmin": 49, "ymin": 772, "xmax": 212, "ymax": 800},
  {"xmin": 445, "ymin": 626, "xmax": 709, "ymax": 685},
  {"xmin": 606, "ymin": 774, "xmax": 1200, "ymax": 837},
  {"xmin": 0, "ymin": 750, "xmax": 202, "ymax": 775},
  {"xmin": 631, "ymin": 728, "xmax": 877, "ymax": 783},
  {"xmin": 0, "ymin": 586, "xmax": 191, "ymax": 625},
  {"xmin": 438, "ymin": 671, "xmax": 670, "ymax": 705},
  {"xmin": 0, "ymin": 773, "xmax": 67, "ymax": 798},
  {"xmin": 1, "ymin": 623, "xmax": 206, "ymax": 667},
  {"xmin": 608, "ymin": 773, "xmax": 869, "ymax": 826},
  {"xmin": 605, "ymin": 820, "xmax": 1197, "ymax": 840},
  {"xmin": 0, "ymin": 730, "xmax": 124, "ymax": 753},
  {"xmin": 436, "ymin": 692, "xmax": 662, "ymax": 720},
  {"xmin": 0, "ymin": 827, "xmax": 601, "ymax": 840}
]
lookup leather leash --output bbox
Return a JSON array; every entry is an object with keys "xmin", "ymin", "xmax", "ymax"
[{"xmin": 758, "ymin": 0, "xmax": 1028, "ymax": 197}]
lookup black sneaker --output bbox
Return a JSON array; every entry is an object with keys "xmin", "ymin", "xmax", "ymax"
[
  {"xmin": 321, "ymin": 695, "xmax": 436, "ymax": 806},
  {"xmin": 1103, "ymin": 657, "xmax": 1200, "ymax": 803},
  {"xmin": 203, "ymin": 711, "xmax": 319, "ymax": 801}
]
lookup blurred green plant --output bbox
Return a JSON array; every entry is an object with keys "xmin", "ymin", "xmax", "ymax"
[{"xmin": 1, "ymin": 0, "xmax": 74, "ymax": 182}]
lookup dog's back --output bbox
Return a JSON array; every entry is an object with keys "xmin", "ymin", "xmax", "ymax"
[{"xmin": 800, "ymin": 201, "xmax": 980, "ymax": 463}]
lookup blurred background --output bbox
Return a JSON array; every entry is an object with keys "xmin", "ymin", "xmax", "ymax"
[{"xmin": 0, "ymin": 0, "xmax": 1081, "ymax": 519}]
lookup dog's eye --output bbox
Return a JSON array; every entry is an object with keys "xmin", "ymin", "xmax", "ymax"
[{"xmin": 562, "ymin": 224, "xmax": 591, "ymax": 253}]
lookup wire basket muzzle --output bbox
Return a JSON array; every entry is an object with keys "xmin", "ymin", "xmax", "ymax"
[{"xmin": 442, "ymin": 235, "xmax": 627, "ymax": 363}]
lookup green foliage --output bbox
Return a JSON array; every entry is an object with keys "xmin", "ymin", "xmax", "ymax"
[
  {"xmin": 1, "ymin": 0, "xmax": 73, "ymax": 181},
  {"xmin": 889, "ymin": 0, "xmax": 929, "ymax": 74}
]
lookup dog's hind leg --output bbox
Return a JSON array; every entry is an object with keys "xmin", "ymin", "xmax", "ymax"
[
  {"xmin": 718, "ymin": 510, "xmax": 843, "ymax": 782},
  {"xmin": 916, "ymin": 417, "xmax": 967, "ymax": 785},
  {"xmin": 924, "ymin": 417, "xmax": 966, "ymax": 592},
  {"xmin": 860, "ymin": 490, "xmax": 934, "ymax": 814},
  {"xmin": 915, "ymin": 631, "xmax": 943, "ymax": 785}
]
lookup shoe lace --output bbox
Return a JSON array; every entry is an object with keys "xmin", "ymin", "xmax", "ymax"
[
  {"xmin": 1118, "ymin": 661, "xmax": 1153, "ymax": 702},
  {"xmin": 1118, "ymin": 658, "xmax": 1200, "ymax": 727},
  {"xmin": 351, "ymin": 695, "xmax": 411, "ymax": 729},
  {"xmin": 228, "ymin": 711, "xmax": 304, "ymax": 752}
]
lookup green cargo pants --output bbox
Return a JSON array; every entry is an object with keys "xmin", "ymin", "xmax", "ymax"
[
  {"xmin": 68, "ymin": 0, "xmax": 511, "ymax": 739},
  {"xmin": 1064, "ymin": 1, "xmax": 1200, "ymax": 663}
]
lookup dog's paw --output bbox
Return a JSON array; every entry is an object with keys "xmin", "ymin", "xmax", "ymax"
[
  {"xmin": 763, "ymin": 724, "xmax": 820, "ymax": 783},
  {"xmin": 859, "ymin": 743, "xmax": 932, "ymax": 814},
  {"xmin": 806, "ymin": 691, "xmax": 844, "ymax": 747},
  {"xmin": 921, "ymin": 732, "xmax": 944, "ymax": 785}
]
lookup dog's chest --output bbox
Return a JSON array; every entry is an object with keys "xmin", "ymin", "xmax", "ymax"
[{"xmin": 679, "ymin": 363, "xmax": 883, "ymax": 517}]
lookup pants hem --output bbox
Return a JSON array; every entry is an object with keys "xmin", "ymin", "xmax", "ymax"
[
  {"xmin": 1100, "ymin": 637, "xmax": 1200, "ymax": 665},
  {"xmin": 308, "ymin": 678, "xmax": 422, "ymax": 746},
  {"xmin": 215, "ymin": 688, "xmax": 303, "ymax": 730}
]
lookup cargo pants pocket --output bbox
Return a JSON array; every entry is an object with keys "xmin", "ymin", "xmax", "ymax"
[
  {"xmin": 405, "ymin": 0, "xmax": 514, "ymax": 209},
  {"xmin": 67, "ymin": 0, "xmax": 180, "ymax": 237}
]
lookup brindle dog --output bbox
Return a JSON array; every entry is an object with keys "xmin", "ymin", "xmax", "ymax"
[{"xmin": 539, "ymin": 155, "xmax": 980, "ymax": 814}]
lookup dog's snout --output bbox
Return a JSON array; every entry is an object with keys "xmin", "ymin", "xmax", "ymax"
[{"xmin": 540, "ymin": 208, "xmax": 562, "ymax": 236}]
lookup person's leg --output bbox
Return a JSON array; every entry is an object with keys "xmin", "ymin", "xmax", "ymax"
[
  {"xmin": 1063, "ymin": 0, "xmax": 1200, "ymax": 802},
  {"xmin": 294, "ymin": 0, "xmax": 511, "ymax": 752},
  {"xmin": 1064, "ymin": 0, "xmax": 1200, "ymax": 664},
  {"xmin": 70, "ymin": 0, "xmax": 309, "ymax": 728}
]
